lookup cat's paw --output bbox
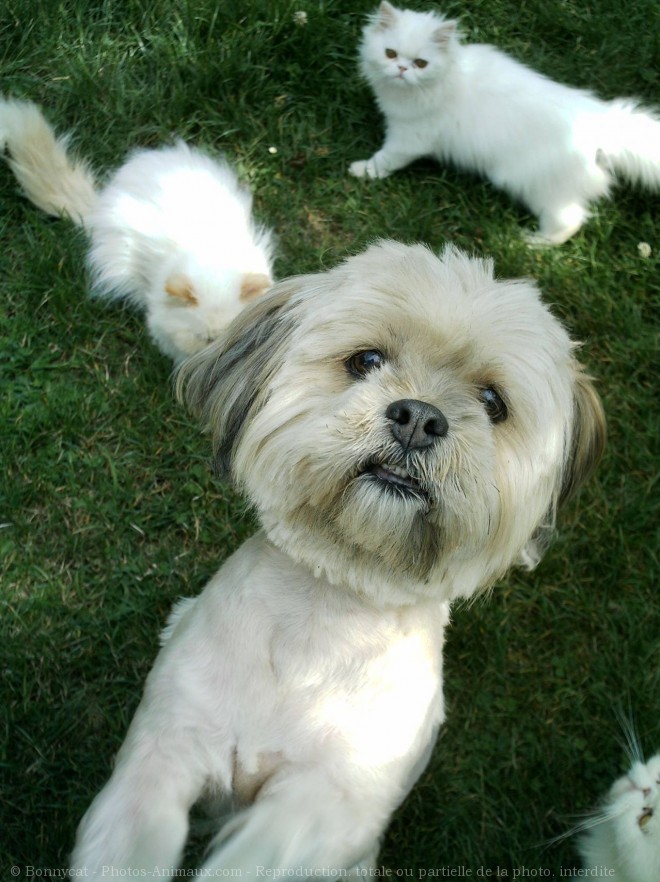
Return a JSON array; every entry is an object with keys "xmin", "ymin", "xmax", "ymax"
[
  {"xmin": 522, "ymin": 230, "xmax": 557, "ymax": 248},
  {"xmin": 522, "ymin": 227, "xmax": 577, "ymax": 248},
  {"xmin": 349, "ymin": 159, "xmax": 388, "ymax": 180},
  {"xmin": 523, "ymin": 213, "xmax": 586, "ymax": 247},
  {"xmin": 349, "ymin": 160, "xmax": 370, "ymax": 178}
]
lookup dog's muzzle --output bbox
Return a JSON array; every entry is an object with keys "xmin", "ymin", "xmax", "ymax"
[{"xmin": 352, "ymin": 399, "xmax": 446, "ymax": 503}]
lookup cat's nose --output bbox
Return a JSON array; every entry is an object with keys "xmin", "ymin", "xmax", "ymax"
[{"xmin": 398, "ymin": 65, "xmax": 407, "ymax": 73}]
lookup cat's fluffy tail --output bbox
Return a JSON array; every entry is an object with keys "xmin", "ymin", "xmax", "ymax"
[
  {"xmin": 0, "ymin": 97, "xmax": 98, "ymax": 225},
  {"xmin": 599, "ymin": 99, "xmax": 660, "ymax": 191}
]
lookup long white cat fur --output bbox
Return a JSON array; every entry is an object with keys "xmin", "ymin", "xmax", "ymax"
[
  {"xmin": 0, "ymin": 97, "xmax": 275, "ymax": 360},
  {"xmin": 351, "ymin": 2, "xmax": 660, "ymax": 245},
  {"xmin": 575, "ymin": 750, "xmax": 660, "ymax": 882}
]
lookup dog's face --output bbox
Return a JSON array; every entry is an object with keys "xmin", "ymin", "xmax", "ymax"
[{"xmin": 179, "ymin": 242, "xmax": 604, "ymax": 605}]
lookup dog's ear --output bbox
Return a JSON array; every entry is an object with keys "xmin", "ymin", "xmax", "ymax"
[
  {"xmin": 176, "ymin": 283, "xmax": 299, "ymax": 477},
  {"xmin": 559, "ymin": 365, "xmax": 606, "ymax": 509},
  {"xmin": 518, "ymin": 364, "xmax": 605, "ymax": 571}
]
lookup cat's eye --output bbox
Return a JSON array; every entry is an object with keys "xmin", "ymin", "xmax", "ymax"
[
  {"xmin": 413, "ymin": 58, "xmax": 428, "ymax": 68},
  {"xmin": 385, "ymin": 48, "xmax": 397, "ymax": 59},
  {"xmin": 346, "ymin": 350, "xmax": 385, "ymax": 378},
  {"xmin": 480, "ymin": 387, "xmax": 508, "ymax": 423}
]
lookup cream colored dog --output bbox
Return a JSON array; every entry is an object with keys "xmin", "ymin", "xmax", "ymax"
[{"xmin": 71, "ymin": 241, "xmax": 605, "ymax": 875}]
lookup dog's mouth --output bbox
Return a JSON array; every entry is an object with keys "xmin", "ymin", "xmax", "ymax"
[{"xmin": 358, "ymin": 459, "xmax": 429, "ymax": 501}]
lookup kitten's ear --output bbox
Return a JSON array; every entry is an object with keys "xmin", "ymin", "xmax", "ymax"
[
  {"xmin": 165, "ymin": 273, "xmax": 198, "ymax": 306},
  {"xmin": 432, "ymin": 20, "xmax": 458, "ymax": 47},
  {"xmin": 239, "ymin": 272, "xmax": 272, "ymax": 302},
  {"xmin": 176, "ymin": 282, "xmax": 301, "ymax": 477},
  {"xmin": 375, "ymin": 1, "xmax": 397, "ymax": 30}
]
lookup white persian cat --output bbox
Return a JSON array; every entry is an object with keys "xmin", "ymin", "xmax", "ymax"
[
  {"xmin": 350, "ymin": 2, "xmax": 660, "ymax": 245},
  {"xmin": 0, "ymin": 97, "xmax": 275, "ymax": 361},
  {"xmin": 574, "ymin": 751, "xmax": 660, "ymax": 881}
]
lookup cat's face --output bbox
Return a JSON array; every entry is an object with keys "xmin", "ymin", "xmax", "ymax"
[
  {"xmin": 147, "ymin": 266, "xmax": 272, "ymax": 361},
  {"xmin": 360, "ymin": 1, "xmax": 456, "ymax": 92},
  {"xmin": 611, "ymin": 755, "xmax": 660, "ymax": 825},
  {"xmin": 602, "ymin": 754, "xmax": 660, "ymax": 882}
]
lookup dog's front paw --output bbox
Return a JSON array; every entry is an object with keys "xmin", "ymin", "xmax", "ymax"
[{"xmin": 349, "ymin": 159, "xmax": 385, "ymax": 180}]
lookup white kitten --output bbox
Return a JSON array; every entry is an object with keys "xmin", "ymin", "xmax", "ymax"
[
  {"xmin": 0, "ymin": 98, "xmax": 275, "ymax": 360},
  {"xmin": 88, "ymin": 143, "xmax": 275, "ymax": 360},
  {"xmin": 350, "ymin": 2, "xmax": 660, "ymax": 245},
  {"xmin": 575, "ymin": 752, "xmax": 660, "ymax": 882}
]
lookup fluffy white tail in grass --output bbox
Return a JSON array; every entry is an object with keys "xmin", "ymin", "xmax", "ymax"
[
  {"xmin": 0, "ymin": 97, "xmax": 275, "ymax": 361},
  {"xmin": 0, "ymin": 96, "xmax": 97, "ymax": 224},
  {"xmin": 597, "ymin": 99, "xmax": 660, "ymax": 191}
]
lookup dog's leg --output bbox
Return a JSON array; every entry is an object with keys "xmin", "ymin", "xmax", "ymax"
[
  {"xmin": 201, "ymin": 766, "xmax": 386, "ymax": 873},
  {"xmin": 70, "ymin": 724, "xmax": 210, "ymax": 876}
]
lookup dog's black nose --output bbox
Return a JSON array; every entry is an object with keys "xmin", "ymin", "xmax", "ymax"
[{"xmin": 386, "ymin": 399, "xmax": 448, "ymax": 450}]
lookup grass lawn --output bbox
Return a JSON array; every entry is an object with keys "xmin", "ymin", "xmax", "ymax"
[{"xmin": 1, "ymin": 0, "xmax": 658, "ymax": 874}]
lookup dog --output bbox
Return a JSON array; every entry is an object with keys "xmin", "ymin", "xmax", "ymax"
[{"xmin": 70, "ymin": 241, "xmax": 605, "ymax": 874}]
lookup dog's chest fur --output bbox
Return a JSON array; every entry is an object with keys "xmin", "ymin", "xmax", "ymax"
[{"xmin": 157, "ymin": 532, "xmax": 449, "ymax": 802}]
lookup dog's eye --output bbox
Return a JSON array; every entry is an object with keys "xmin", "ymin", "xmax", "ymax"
[
  {"xmin": 385, "ymin": 48, "xmax": 397, "ymax": 59},
  {"xmin": 346, "ymin": 350, "xmax": 385, "ymax": 378},
  {"xmin": 480, "ymin": 387, "xmax": 508, "ymax": 423}
]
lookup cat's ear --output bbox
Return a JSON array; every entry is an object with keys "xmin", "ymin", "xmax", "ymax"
[
  {"xmin": 165, "ymin": 273, "xmax": 198, "ymax": 306},
  {"xmin": 432, "ymin": 20, "xmax": 458, "ymax": 47},
  {"xmin": 239, "ymin": 272, "xmax": 272, "ymax": 302},
  {"xmin": 375, "ymin": 1, "xmax": 397, "ymax": 30}
]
